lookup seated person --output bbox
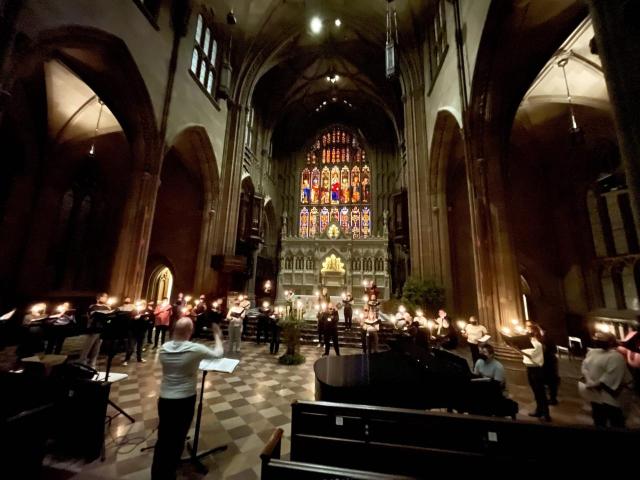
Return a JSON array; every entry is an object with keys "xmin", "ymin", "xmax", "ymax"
[{"xmin": 473, "ymin": 344, "xmax": 506, "ymax": 390}]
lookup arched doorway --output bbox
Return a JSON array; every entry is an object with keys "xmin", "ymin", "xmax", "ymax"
[
  {"xmin": 0, "ymin": 26, "xmax": 159, "ymax": 303},
  {"xmin": 147, "ymin": 265, "xmax": 174, "ymax": 304}
]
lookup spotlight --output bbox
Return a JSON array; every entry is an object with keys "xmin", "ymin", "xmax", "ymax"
[
  {"xmin": 310, "ymin": 17, "xmax": 322, "ymax": 34},
  {"xmin": 335, "ymin": 18, "xmax": 341, "ymax": 27}
]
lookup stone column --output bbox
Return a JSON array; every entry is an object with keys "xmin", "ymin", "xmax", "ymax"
[
  {"xmin": 109, "ymin": 168, "xmax": 159, "ymax": 298},
  {"xmin": 587, "ymin": 0, "xmax": 640, "ymax": 234},
  {"xmin": 403, "ymin": 86, "xmax": 434, "ymax": 278},
  {"xmin": 208, "ymin": 102, "xmax": 246, "ymax": 294}
]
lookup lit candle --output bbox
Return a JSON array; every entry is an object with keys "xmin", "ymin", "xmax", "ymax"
[
  {"xmin": 457, "ymin": 320, "xmax": 467, "ymax": 330},
  {"xmin": 56, "ymin": 303, "xmax": 66, "ymax": 313},
  {"xmin": 31, "ymin": 303, "xmax": 46, "ymax": 315},
  {"xmin": 362, "ymin": 295, "xmax": 369, "ymax": 302},
  {"xmin": 426, "ymin": 320, "xmax": 435, "ymax": 330},
  {"xmin": 107, "ymin": 297, "xmax": 117, "ymax": 307},
  {"xmin": 185, "ymin": 295, "xmax": 192, "ymax": 303},
  {"xmin": 262, "ymin": 301, "xmax": 270, "ymax": 309}
]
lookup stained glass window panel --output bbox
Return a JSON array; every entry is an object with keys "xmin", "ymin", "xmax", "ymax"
[
  {"xmin": 299, "ymin": 208, "xmax": 309, "ymax": 238},
  {"xmin": 351, "ymin": 208, "xmax": 361, "ymax": 239},
  {"xmin": 351, "ymin": 166, "xmax": 361, "ymax": 203},
  {"xmin": 362, "ymin": 165, "xmax": 371, "ymax": 203},
  {"xmin": 301, "ymin": 168, "xmax": 311, "ymax": 204},
  {"xmin": 340, "ymin": 207, "xmax": 350, "ymax": 233},
  {"xmin": 309, "ymin": 207, "xmax": 318, "ymax": 237},
  {"xmin": 330, "ymin": 207, "xmax": 339, "ymax": 225},
  {"xmin": 311, "ymin": 168, "xmax": 320, "ymax": 203},
  {"xmin": 330, "ymin": 166, "xmax": 340, "ymax": 204},
  {"xmin": 320, "ymin": 207, "xmax": 330, "ymax": 233},
  {"xmin": 321, "ymin": 167, "xmax": 331, "ymax": 204},
  {"xmin": 340, "ymin": 166, "xmax": 350, "ymax": 203},
  {"xmin": 362, "ymin": 207, "xmax": 371, "ymax": 238}
]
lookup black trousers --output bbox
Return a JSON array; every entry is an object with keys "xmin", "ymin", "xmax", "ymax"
[
  {"xmin": 256, "ymin": 319, "xmax": 269, "ymax": 344},
  {"xmin": 270, "ymin": 326, "xmax": 281, "ymax": 354},
  {"xmin": 543, "ymin": 360, "xmax": 560, "ymax": 402},
  {"xmin": 469, "ymin": 343, "xmax": 480, "ymax": 367},
  {"xmin": 527, "ymin": 366, "xmax": 549, "ymax": 416},
  {"xmin": 146, "ymin": 322, "xmax": 154, "ymax": 343},
  {"xmin": 344, "ymin": 308, "xmax": 352, "ymax": 329},
  {"xmin": 318, "ymin": 320, "xmax": 325, "ymax": 344},
  {"xmin": 324, "ymin": 329, "xmax": 340, "ymax": 355},
  {"xmin": 154, "ymin": 325, "xmax": 168, "ymax": 348},
  {"xmin": 151, "ymin": 395, "xmax": 196, "ymax": 480},
  {"xmin": 125, "ymin": 323, "xmax": 146, "ymax": 361},
  {"xmin": 45, "ymin": 325, "xmax": 72, "ymax": 354},
  {"xmin": 591, "ymin": 402, "xmax": 625, "ymax": 428}
]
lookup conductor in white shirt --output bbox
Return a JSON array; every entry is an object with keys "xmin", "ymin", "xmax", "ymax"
[{"xmin": 151, "ymin": 318, "xmax": 223, "ymax": 480}]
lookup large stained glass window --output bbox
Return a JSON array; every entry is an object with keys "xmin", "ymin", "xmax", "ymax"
[{"xmin": 298, "ymin": 125, "xmax": 372, "ymax": 238}]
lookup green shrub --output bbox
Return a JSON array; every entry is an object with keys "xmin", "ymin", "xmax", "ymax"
[
  {"xmin": 401, "ymin": 276, "xmax": 446, "ymax": 316},
  {"xmin": 278, "ymin": 353, "xmax": 306, "ymax": 365}
]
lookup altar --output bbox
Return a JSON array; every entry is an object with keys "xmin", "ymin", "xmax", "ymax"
[
  {"xmin": 278, "ymin": 125, "xmax": 390, "ymax": 300},
  {"xmin": 278, "ymin": 226, "xmax": 390, "ymax": 299}
]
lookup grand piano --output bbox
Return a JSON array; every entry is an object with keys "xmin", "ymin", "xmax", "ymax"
[{"xmin": 314, "ymin": 335, "xmax": 518, "ymax": 417}]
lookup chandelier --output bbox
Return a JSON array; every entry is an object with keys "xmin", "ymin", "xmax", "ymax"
[
  {"xmin": 385, "ymin": 0, "xmax": 399, "ymax": 79},
  {"xmin": 88, "ymin": 99, "xmax": 104, "ymax": 157},
  {"xmin": 557, "ymin": 57, "xmax": 584, "ymax": 144}
]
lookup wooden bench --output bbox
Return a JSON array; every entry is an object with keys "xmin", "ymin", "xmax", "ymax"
[
  {"xmin": 289, "ymin": 400, "xmax": 640, "ymax": 476},
  {"xmin": 260, "ymin": 428, "xmax": 417, "ymax": 480}
]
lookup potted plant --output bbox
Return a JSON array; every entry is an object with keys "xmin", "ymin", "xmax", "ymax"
[{"xmin": 278, "ymin": 311, "xmax": 306, "ymax": 365}]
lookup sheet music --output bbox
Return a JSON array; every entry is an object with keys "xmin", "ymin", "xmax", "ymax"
[
  {"xmin": 199, "ymin": 358, "xmax": 239, "ymax": 373},
  {"xmin": 0, "ymin": 308, "xmax": 16, "ymax": 320}
]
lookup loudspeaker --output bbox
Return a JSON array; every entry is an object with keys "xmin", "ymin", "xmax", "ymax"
[{"xmin": 53, "ymin": 379, "xmax": 111, "ymax": 461}]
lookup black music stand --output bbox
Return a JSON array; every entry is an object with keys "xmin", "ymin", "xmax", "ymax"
[
  {"xmin": 181, "ymin": 358, "xmax": 238, "ymax": 473},
  {"xmin": 101, "ymin": 311, "xmax": 135, "ymax": 424}
]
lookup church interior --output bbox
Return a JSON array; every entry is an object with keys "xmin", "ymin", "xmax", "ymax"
[{"xmin": 1, "ymin": 0, "xmax": 639, "ymax": 478}]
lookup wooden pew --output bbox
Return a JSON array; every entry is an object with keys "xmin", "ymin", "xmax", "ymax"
[
  {"xmin": 260, "ymin": 428, "xmax": 417, "ymax": 480},
  {"xmin": 290, "ymin": 400, "xmax": 640, "ymax": 476}
]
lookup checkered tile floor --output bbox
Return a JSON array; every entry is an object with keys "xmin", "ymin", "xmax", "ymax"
[{"xmin": 3, "ymin": 335, "xmax": 637, "ymax": 479}]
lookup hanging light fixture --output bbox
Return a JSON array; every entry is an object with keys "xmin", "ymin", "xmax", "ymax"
[
  {"xmin": 88, "ymin": 99, "xmax": 104, "ymax": 157},
  {"xmin": 557, "ymin": 57, "xmax": 584, "ymax": 145},
  {"xmin": 385, "ymin": 0, "xmax": 399, "ymax": 79}
]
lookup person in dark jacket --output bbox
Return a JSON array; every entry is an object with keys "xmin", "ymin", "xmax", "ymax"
[
  {"xmin": 342, "ymin": 293, "xmax": 353, "ymax": 329},
  {"xmin": 257, "ymin": 301, "xmax": 272, "ymax": 344},
  {"xmin": 323, "ymin": 303, "xmax": 340, "ymax": 356}
]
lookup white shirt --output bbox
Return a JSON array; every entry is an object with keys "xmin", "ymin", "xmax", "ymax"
[
  {"xmin": 159, "ymin": 340, "xmax": 223, "ymax": 399},
  {"xmin": 522, "ymin": 338, "xmax": 544, "ymax": 367},
  {"xmin": 465, "ymin": 324, "xmax": 488, "ymax": 344},
  {"xmin": 580, "ymin": 348, "xmax": 629, "ymax": 407}
]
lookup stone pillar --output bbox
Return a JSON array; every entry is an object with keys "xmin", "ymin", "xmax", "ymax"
[
  {"xmin": 109, "ymin": 168, "xmax": 159, "ymax": 298},
  {"xmin": 403, "ymin": 86, "xmax": 434, "ymax": 279},
  {"xmin": 587, "ymin": 0, "xmax": 640, "ymax": 234},
  {"xmin": 603, "ymin": 191, "xmax": 628, "ymax": 255},
  {"xmin": 469, "ymin": 150, "xmax": 524, "ymax": 341}
]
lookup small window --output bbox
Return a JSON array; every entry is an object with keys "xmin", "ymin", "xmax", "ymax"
[
  {"xmin": 190, "ymin": 10, "xmax": 220, "ymax": 102},
  {"xmin": 133, "ymin": 0, "xmax": 161, "ymax": 29},
  {"xmin": 426, "ymin": 0, "xmax": 449, "ymax": 92}
]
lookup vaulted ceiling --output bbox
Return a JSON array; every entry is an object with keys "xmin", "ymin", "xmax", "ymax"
[{"xmin": 215, "ymin": 0, "xmax": 433, "ymax": 152}]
